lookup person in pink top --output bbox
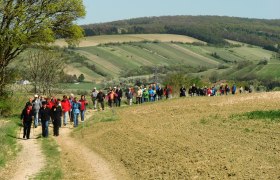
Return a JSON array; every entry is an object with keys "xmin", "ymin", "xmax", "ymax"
[
  {"xmin": 61, "ymin": 95, "xmax": 71, "ymax": 126},
  {"xmin": 79, "ymin": 95, "xmax": 88, "ymax": 122}
]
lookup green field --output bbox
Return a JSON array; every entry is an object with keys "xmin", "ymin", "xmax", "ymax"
[{"xmin": 62, "ymin": 34, "xmax": 278, "ymax": 82}]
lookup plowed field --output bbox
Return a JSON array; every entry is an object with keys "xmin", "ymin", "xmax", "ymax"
[{"xmin": 73, "ymin": 92, "xmax": 280, "ymax": 179}]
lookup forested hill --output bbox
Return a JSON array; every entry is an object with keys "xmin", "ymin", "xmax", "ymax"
[{"xmin": 82, "ymin": 16, "xmax": 280, "ymax": 52}]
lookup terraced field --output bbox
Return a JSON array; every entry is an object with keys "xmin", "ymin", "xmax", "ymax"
[{"xmin": 54, "ymin": 34, "xmax": 205, "ymax": 47}]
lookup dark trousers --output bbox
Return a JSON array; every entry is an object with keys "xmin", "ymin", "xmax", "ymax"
[
  {"xmin": 41, "ymin": 120, "xmax": 49, "ymax": 137},
  {"xmin": 136, "ymin": 97, "xmax": 141, "ymax": 104},
  {"xmin": 98, "ymin": 101, "xmax": 104, "ymax": 110},
  {"xmin": 53, "ymin": 119, "xmax": 60, "ymax": 136},
  {"xmin": 117, "ymin": 98, "xmax": 121, "ymax": 106},
  {"xmin": 108, "ymin": 99, "xmax": 113, "ymax": 107},
  {"xmin": 23, "ymin": 121, "xmax": 32, "ymax": 139}
]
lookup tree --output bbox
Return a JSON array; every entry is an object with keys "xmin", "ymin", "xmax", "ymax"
[
  {"xmin": 0, "ymin": 0, "xmax": 85, "ymax": 95},
  {"xmin": 78, "ymin": 74, "xmax": 85, "ymax": 82},
  {"xmin": 22, "ymin": 49, "xmax": 65, "ymax": 95}
]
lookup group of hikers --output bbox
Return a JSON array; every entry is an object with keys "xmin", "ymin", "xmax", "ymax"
[
  {"xmin": 91, "ymin": 84, "xmax": 173, "ymax": 108},
  {"xmin": 20, "ymin": 82, "xmax": 249, "ymax": 139},
  {"xmin": 179, "ymin": 84, "xmax": 249, "ymax": 97},
  {"xmin": 21, "ymin": 94, "xmax": 88, "ymax": 139}
]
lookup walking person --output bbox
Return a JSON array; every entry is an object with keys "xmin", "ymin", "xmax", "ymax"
[
  {"xmin": 61, "ymin": 95, "xmax": 71, "ymax": 126},
  {"xmin": 21, "ymin": 104, "xmax": 34, "ymax": 139},
  {"xmin": 148, "ymin": 87, "xmax": 155, "ymax": 102},
  {"xmin": 156, "ymin": 86, "xmax": 163, "ymax": 100},
  {"xmin": 79, "ymin": 95, "xmax": 88, "ymax": 122},
  {"xmin": 91, "ymin": 88, "xmax": 98, "ymax": 110},
  {"xmin": 96, "ymin": 90, "xmax": 105, "ymax": 111},
  {"xmin": 39, "ymin": 102, "xmax": 51, "ymax": 138},
  {"xmin": 116, "ymin": 86, "xmax": 123, "ymax": 107},
  {"xmin": 69, "ymin": 94, "xmax": 75, "ymax": 124},
  {"xmin": 126, "ymin": 88, "xmax": 133, "ymax": 105},
  {"xmin": 143, "ymin": 88, "xmax": 149, "ymax": 102},
  {"xmin": 136, "ymin": 87, "xmax": 142, "ymax": 104},
  {"xmin": 32, "ymin": 94, "xmax": 42, "ymax": 128},
  {"xmin": 107, "ymin": 89, "xmax": 115, "ymax": 108},
  {"xmin": 180, "ymin": 86, "xmax": 186, "ymax": 97},
  {"xmin": 51, "ymin": 100, "xmax": 62, "ymax": 136},
  {"xmin": 71, "ymin": 97, "xmax": 81, "ymax": 127}
]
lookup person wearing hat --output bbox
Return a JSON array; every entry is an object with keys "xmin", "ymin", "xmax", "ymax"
[
  {"xmin": 51, "ymin": 99, "xmax": 62, "ymax": 136},
  {"xmin": 32, "ymin": 94, "xmax": 42, "ymax": 128},
  {"xmin": 21, "ymin": 103, "xmax": 34, "ymax": 139},
  {"xmin": 39, "ymin": 101, "xmax": 51, "ymax": 137}
]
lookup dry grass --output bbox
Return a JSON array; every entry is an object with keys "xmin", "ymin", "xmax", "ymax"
[
  {"xmin": 54, "ymin": 34, "xmax": 205, "ymax": 47},
  {"xmin": 73, "ymin": 92, "xmax": 280, "ymax": 179}
]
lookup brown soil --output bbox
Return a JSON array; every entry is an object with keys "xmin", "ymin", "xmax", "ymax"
[{"xmin": 73, "ymin": 92, "xmax": 280, "ymax": 179}]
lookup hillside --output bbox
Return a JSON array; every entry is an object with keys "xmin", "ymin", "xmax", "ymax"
[
  {"xmin": 58, "ymin": 34, "xmax": 278, "ymax": 83},
  {"xmin": 82, "ymin": 16, "xmax": 280, "ymax": 52}
]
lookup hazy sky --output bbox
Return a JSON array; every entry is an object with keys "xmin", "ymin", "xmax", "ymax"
[{"xmin": 77, "ymin": 0, "xmax": 280, "ymax": 25}]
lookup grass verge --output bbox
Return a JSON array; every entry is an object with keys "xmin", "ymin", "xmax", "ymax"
[
  {"xmin": 0, "ymin": 117, "xmax": 20, "ymax": 168},
  {"xmin": 33, "ymin": 137, "xmax": 62, "ymax": 180}
]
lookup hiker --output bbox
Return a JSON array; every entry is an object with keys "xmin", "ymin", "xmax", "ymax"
[
  {"xmin": 232, "ymin": 84, "xmax": 237, "ymax": 95},
  {"xmin": 69, "ymin": 94, "xmax": 75, "ymax": 123},
  {"xmin": 21, "ymin": 103, "xmax": 34, "ymax": 139},
  {"xmin": 71, "ymin": 97, "xmax": 81, "ymax": 127},
  {"xmin": 39, "ymin": 102, "xmax": 51, "ymax": 138},
  {"xmin": 148, "ymin": 87, "xmax": 155, "ymax": 102},
  {"xmin": 32, "ymin": 94, "xmax": 42, "ymax": 128},
  {"xmin": 143, "ymin": 88, "xmax": 149, "ymax": 102},
  {"xmin": 157, "ymin": 86, "xmax": 163, "ymax": 100},
  {"xmin": 115, "ymin": 86, "xmax": 123, "ymax": 107},
  {"xmin": 180, "ymin": 86, "xmax": 186, "ymax": 97},
  {"xmin": 51, "ymin": 100, "xmax": 62, "ymax": 136},
  {"xmin": 79, "ymin": 95, "xmax": 88, "ymax": 122},
  {"xmin": 112, "ymin": 87, "xmax": 119, "ymax": 107},
  {"xmin": 107, "ymin": 89, "xmax": 115, "ymax": 108},
  {"xmin": 91, "ymin": 88, "xmax": 98, "ymax": 110},
  {"xmin": 164, "ymin": 85, "xmax": 171, "ymax": 99},
  {"xmin": 191, "ymin": 84, "xmax": 197, "ymax": 96},
  {"xmin": 61, "ymin": 95, "xmax": 71, "ymax": 126},
  {"xmin": 136, "ymin": 86, "xmax": 142, "ymax": 104},
  {"xmin": 25, "ymin": 98, "xmax": 33, "ymax": 107},
  {"xmin": 96, "ymin": 90, "xmax": 105, "ymax": 110},
  {"xmin": 126, "ymin": 88, "xmax": 133, "ymax": 105}
]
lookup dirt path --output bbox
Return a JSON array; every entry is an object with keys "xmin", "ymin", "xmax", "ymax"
[
  {"xmin": 55, "ymin": 110, "xmax": 122, "ymax": 180},
  {"xmin": 0, "ymin": 127, "xmax": 45, "ymax": 180}
]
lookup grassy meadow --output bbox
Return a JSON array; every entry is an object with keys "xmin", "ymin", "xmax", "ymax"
[{"xmin": 73, "ymin": 92, "xmax": 280, "ymax": 179}]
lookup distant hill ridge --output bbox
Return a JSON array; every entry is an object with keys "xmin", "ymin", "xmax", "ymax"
[{"xmin": 82, "ymin": 15, "xmax": 280, "ymax": 52}]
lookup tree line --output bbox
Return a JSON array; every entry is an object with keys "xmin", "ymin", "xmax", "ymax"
[{"xmin": 82, "ymin": 16, "xmax": 280, "ymax": 52}]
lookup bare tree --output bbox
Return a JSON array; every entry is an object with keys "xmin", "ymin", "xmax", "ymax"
[{"xmin": 24, "ymin": 49, "xmax": 65, "ymax": 95}]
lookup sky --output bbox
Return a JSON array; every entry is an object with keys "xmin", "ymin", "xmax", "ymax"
[{"xmin": 77, "ymin": 0, "xmax": 280, "ymax": 25}]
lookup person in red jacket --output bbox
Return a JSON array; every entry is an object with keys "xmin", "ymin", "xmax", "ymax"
[
  {"xmin": 46, "ymin": 98, "xmax": 54, "ymax": 110},
  {"xmin": 79, "ymin": 95, "xmax": 88, "ymax": 122},
  {"xmin": 61, "ymin": 95, "xmax": 71, "ymax": 126}
]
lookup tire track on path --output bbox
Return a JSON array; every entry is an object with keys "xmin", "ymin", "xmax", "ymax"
[
  {"xmin": 56, "ymin": 110, "xmax": 126, "ymax": 180},
  {"xmin": 0, "ymin": 127, "xmax": 45, "ymax": 180}
]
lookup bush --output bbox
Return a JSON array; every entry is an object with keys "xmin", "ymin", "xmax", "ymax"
[{"xmin": 0, "ymin": 99, "xmax": 12, "ymax": 117}]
